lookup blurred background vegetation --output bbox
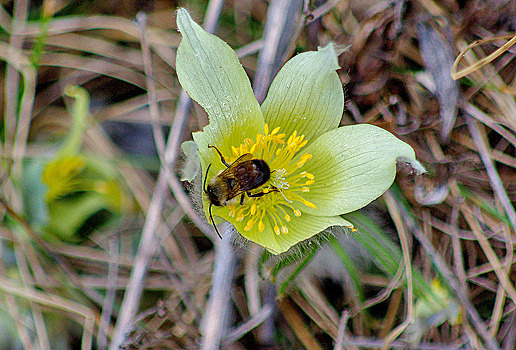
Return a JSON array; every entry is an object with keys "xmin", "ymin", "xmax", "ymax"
[{"xmin": 1, "ymin": 0, "xmax": 515, "ymax": 349}]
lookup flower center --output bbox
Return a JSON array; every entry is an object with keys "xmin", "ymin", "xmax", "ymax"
[{"xmin": 225, "ymin": 124, "xmax": 316, "ymax": 235}]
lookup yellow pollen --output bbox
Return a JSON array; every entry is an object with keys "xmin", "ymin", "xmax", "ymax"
[
  {"xmin": 274, "ymin": 226, "xmax": 280, "ymax": 235},
  {"xmin": 271, "ymin": 126, "xmax": 280, "ymax": 135},
  {"xmin": 301, "ymin": 187, "xmax": 310, "ymax": 192},
  {"xmin": 284, "ymin": 214, "xmax": 291, "ymax": 222},
  {"xmin": 264, "ymin": 124, "xmax": 269, "ymax": 135},
  {"xmin": 250, "ymin": 203, "xmax": 257, "ymax": 215},
  {"xmin": 258, "ymin": 220, "xmax": 265, "ymax": 232},
  {"xmin": 304, "ymin": 180, "xmax": 315, "ymax": 186},
  {"xmin": 294, "ymin": 210, "xmax": 301, "ymax": 217},
  {"xmin": 303, "ymin": 172, "xmax": 314, "ymax": 180},
  {"xmin": 281, "ymin": 226, "xmax": 288, "ymax": 234}
]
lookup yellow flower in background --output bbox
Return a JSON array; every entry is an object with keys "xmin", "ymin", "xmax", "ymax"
[
  {"xmin": 36, "ymin": 86, "xmax": 132, "ymax": 241},
  {"xmin": 176, "ymin": 9, "xmax": 425, "ymax": 254}
]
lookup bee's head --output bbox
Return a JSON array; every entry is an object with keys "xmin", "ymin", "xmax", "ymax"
[
  {"xmin": 203, "ymin": 163, "xmax": 221, "ymax": 206},
  {"xmin": 206, "ymin": 180, "xmax": 224, "ymax": 206}
]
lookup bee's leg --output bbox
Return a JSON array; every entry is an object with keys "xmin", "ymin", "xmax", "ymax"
[
  {"xmin": 240, "ymin": 193, "xmax": 245, "ymax": 205},
  {"xmin": 208, "ymin": 145, "xmax": 230, "ymax": 167},
  {"xmin": 247, "ymin": 191, "xmax": 266, "ymax": 198},
  {"xmin": 247, "ymin": 187, "xmax": 278, "ymax": 199}
]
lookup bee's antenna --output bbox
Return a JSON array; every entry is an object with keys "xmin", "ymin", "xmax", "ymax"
[
  {"xmin": 209, "ymin": 203, "xmax": 222, "ymax": 239},
  {"xmin": 203, "ymin": 163, "xmax": 211, "ymax": 193}
]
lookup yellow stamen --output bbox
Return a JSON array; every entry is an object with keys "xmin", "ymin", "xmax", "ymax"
[
  {"xmin": 231, "ymin": 146, "xmax": 239, "ymax": 157},
  {"xmin": 236, "ymin": 208, "xmax": 245, "ymax": 222},
  {"xmin": 302, "ymin": 199, "xmax": 317, "ymax": 210},
  {"xmin": 244, "ymin": 219, "xmax": 255, "ymax": 231},
  {"xmin": 297, "ymin": 153, "xmax": 312, "ymax": 167}
]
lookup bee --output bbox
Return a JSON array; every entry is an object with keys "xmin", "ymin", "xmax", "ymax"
[{"xmin": 204, "ymin": 145, "xmax": 272, "ymax": 239}]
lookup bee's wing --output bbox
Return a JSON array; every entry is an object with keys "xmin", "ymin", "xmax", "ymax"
[
  {"xmin": 218, "ymin": 153, "xmax": 253, "ymax": 176},
  {"xmin": 219, "ymin": 154, "xmax": 257, "ymax": 199},
  {"xmin": 232, "ymin": 153, "xmax": 253, "ymax": 165}
]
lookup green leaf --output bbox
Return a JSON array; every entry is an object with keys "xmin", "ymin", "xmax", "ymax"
[
  {"xmin": 175, "ymin": 9, "xmax": 264, "ymax": 163},
  {"xmin": 300, "ymin": 124, "xmax": 424, "ymax": 216},
  {"xmin": 327, "ymin": 235, "xmax": 364, "ymax": 300},
  {"xmin": 261, "ymin": 44, "xmax": 344, "ymax": 145},
  {"xmin": 278, "ymin": 245, "xmax": 319, "ymax": 296},
  {"xmin": 345, "ymin": 210, "xmax": 436, "ymax": 300}
]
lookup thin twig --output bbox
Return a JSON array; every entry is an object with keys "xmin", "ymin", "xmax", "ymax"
[
  {"xmin": 200, "ymin": 224, "xmax": 236, "ymax": 350},
  {"xmin": 253, "ymin": 0, "xmax": 303, "ymax": 103},
  {"xmin": 334, "ymin": 310, "xmax": 350, "ymax": 350},
  {"xmin": 136, "ymin": 12, "xmax": 166, "ymax": 158},
  {"xmin": 4, "ymin": 0, "xmax": 28, "ymax": 144},
  {"xmin": 109, "ymin": 204, "xmax": 184, "ymax": 349},
  {"xmin": 466, "ymin": 116, "xmax": 516, "ymax": 232},
  {"xmin": 223, "ymin": 303, "xmax": 274, "ymax": 345},
  {"xmin": 244, "ymin": 244, "xmax": 264, "ymax": 316},
  {"xmin": 97, "ymin": 236, "xmax": 119, "ymax": 349}
]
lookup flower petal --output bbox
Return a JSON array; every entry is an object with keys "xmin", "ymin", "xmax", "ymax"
[
  {"xmin": 300, "ymin": 124, "xmax": 422, "ymax": 216},
  {"xmin": 175, "ymin": 9, "xmax": 264, "ymax": 159},
  {"xmin": 214, "ymin": 205, "xmax": 352, "ymax": 254},
  {"xmin": 261, "ymin": 44, "xmax": 344, "ymax": 144}
]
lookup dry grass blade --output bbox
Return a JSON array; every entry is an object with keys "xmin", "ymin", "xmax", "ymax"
[
  {"xmin": 0, "ymin": 276, "xmax": 96, "ymax": 350},
  {"xmin": 381, "ymin": 191, "xmax": 414, "ymax": 349},
  {"xmin": 451, "ymin": 34, "xmax": 516, "ymax": 80},
  {"xmin": 466, "ymin": 118, "xmax": 516, "ymax": 231}
]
